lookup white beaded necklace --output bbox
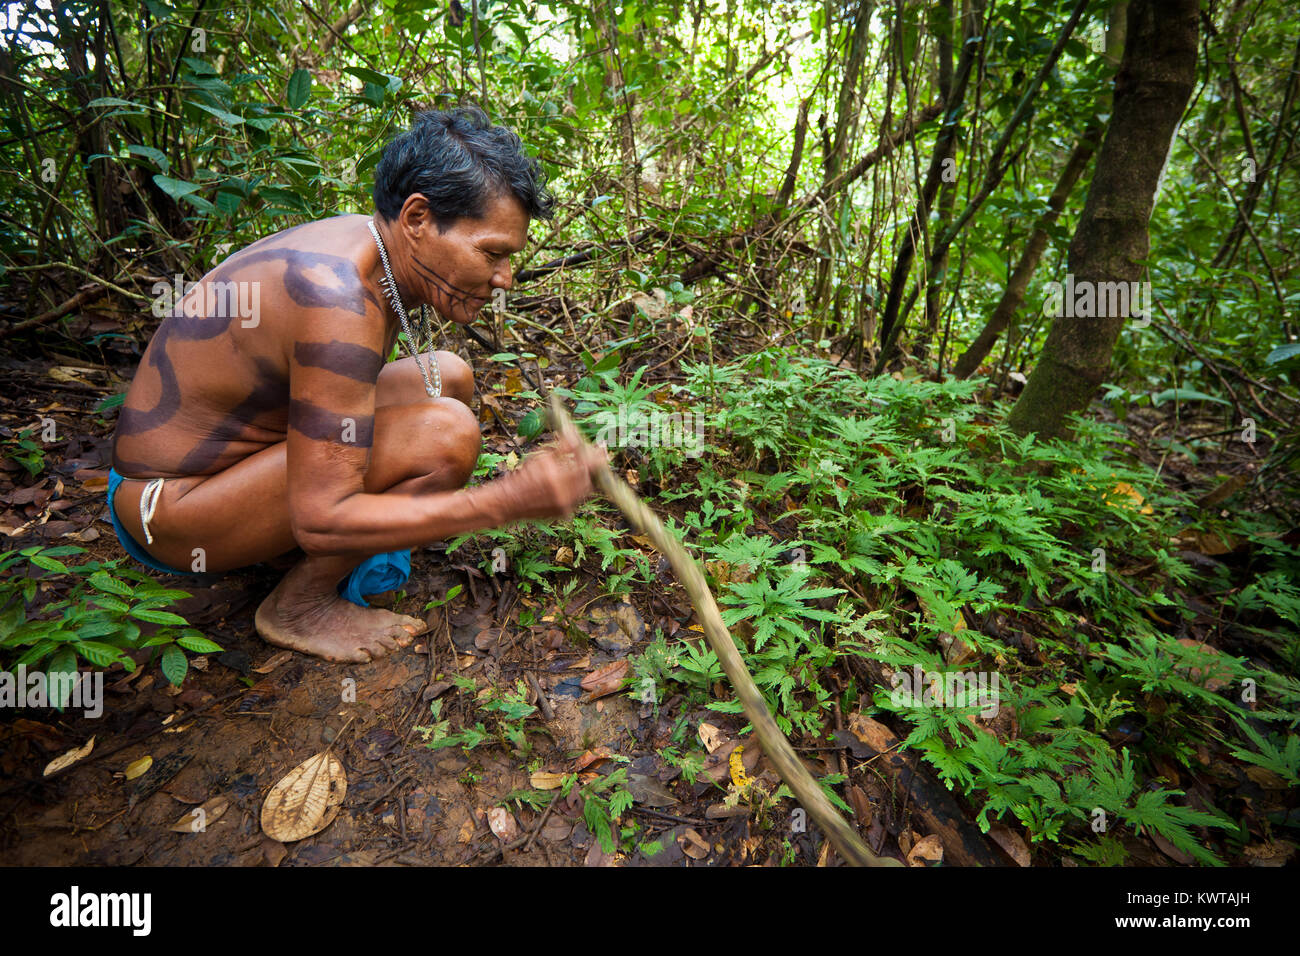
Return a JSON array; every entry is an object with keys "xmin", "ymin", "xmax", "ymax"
[{"xmin": 368, "ymin": 219, "xmax": 441, "ymax": 399}]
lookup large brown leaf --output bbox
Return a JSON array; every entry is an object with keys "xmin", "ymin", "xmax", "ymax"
[{"xmin": 260, "ymin": 752, "xmax": 347, "ymax": 843}]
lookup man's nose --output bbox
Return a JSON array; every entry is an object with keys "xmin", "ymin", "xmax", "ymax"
[{"xmin": 492, "ymin": 258, "xmax": 513, "ymax": 291}]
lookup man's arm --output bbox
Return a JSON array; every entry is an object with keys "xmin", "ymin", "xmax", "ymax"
[{"xmin": 285, "ymin": 298, "xmax": 599, "ymax": 556}]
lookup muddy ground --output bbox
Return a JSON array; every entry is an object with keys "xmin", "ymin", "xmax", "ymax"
[{"xmin": 1, "ymin": 540, "xmax": 828, "ymax": 866}]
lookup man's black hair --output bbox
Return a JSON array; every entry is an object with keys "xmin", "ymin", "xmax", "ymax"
[{"xmin": 372, "ymin": 106, "xmax": 554, "ymax": 229}]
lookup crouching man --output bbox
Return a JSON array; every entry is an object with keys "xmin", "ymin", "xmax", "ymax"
[{"xmin": 109, "ymin": 106, "xmax": 604, "ymax": 662}]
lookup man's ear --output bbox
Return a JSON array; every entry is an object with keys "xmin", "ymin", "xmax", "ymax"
[{"xmin": 397, "ymin": 193, "xmax": 433, "ymax": 240}]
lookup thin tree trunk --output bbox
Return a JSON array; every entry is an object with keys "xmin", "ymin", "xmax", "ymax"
[
  {"xmin": 811, "ymin": 0, "xmax": 876, "ymax": 316},
  {"xmin": 918, "ymin": 0, "xmax": 961, "ymax": 357},
  {"xmin": 1211, "ymin": 35, "xmax": 1300, "ymax": 268},
  {"xmin": 876, "ymin": 0, "xmax": 1090, "ymax": 372},
  {"xmin": 1007, "ymin": 0, "xmax": 1198, "ymax": 440},
  {"xmin": 952, "ymin": 2, "xmax": 1126, "ymax": 378},
  {"xmin": 874, "ymin": 0, "xmax": 984, "ymax": 352},
  {"xmin": 951, "ymin": 121, "xmax": 1102, "ymax": 378}
]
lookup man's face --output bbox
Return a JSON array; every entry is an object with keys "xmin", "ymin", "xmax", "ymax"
[{"xmin": 407, "ymin": 192, "xmax": 530, "ymax": 324}]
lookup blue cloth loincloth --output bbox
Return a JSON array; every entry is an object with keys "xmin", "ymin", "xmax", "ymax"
[
  {"xmin": 337, "ymin": 549, "xmax": 412, "ymax": 607},
  {"xmin": 107, "ymin": 467, "xmax": 411, "ymax": 605}
]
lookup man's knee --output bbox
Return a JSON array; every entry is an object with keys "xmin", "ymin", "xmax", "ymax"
[
  {"xmin": 377, "ymin": 351, "xmax": 474, "ymax": 408},
  {"xmin": 434, "ymin": 350, "xmax": 474, "ymax": 406},
  {"xmin": 415, "ymin": 397, "xmax": 480, "ymax": 487}
]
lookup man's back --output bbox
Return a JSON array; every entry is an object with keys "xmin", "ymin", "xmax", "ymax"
[{"xmin": 112, "ymin": 214, "xmax": 393, "ymax": 478}]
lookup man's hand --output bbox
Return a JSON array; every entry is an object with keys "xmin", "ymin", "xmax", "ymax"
[{"xmin": 493, "ymin": 425, "xmax": 608, "ymax": 522}]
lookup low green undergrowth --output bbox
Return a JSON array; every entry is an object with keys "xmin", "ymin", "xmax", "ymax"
[
  {"xmin": 466, "ymin": 345, "xmax": 1298, "ymax": 865},
  {"xmin": 0, "ymin": 545, "xmax": 220, "ymax": 689}
]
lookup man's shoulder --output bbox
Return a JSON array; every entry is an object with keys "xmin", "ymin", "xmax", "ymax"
[{"xmin": 214, "ymin": 216, "xmax": 378, "ymax": 318}]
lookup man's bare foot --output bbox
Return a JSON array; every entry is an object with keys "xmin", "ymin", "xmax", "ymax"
[{"xmin": 254, "ymin": 558, "xmax": 427, "ymax": 663}]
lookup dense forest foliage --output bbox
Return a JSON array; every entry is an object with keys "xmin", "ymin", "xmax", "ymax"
[{"xmin": 1, "ymin": 0, "xmax": 1297, "ymax": 867}]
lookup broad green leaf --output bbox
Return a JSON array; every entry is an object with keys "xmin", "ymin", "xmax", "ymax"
[
  {"xmin": 152, "ymin": 175, "xmax": 202, "ymax": 200},
  {"xmin": 88, "ymin": 571, "xmax": 133, "ymax": 597},
  {"xmin": 1150, "ymin": 388, "xmax": 1229, "ymax": 407},
  {"xmin": 191, "ymin": 102, "xmax": 245, "ymax": 126},
  {"xmin": 176, "ymin": 633, "xmax": 224, "ymax": 653},
  {"xmin": 127, "ymin": 143, "xmax": 169, "ymax": 173},
  {"xmin": 161, "ymin": 644, "xmax": 188, "ymax": 686},
  {"xmin": 1265, "ymin": 343, "xmax": 1300, "ymax": 364},
  {"xmin": 87, "ymin": 96, "xmax": 139, "ymax": 108},
  {"xmin": 29, "ymin": 554, "xmax": 69, "ymax": 573},
  {"xmin": 287, "ymin": 67, "xmax": 313, "ymax": 108},
  {"xmin": 181, "ymin": 56, "xmax": 218, "ymax": 75},
  {"xmin": 75, "ymin": 641, "xmax": 128, "ymax": 668},
  {"xmin": 518, "ymin": 408, "xmax": 546, "ymax": 440},
  {"xmin": 130, "ymin": 607, "xmax": 189, "ymax": 626}
]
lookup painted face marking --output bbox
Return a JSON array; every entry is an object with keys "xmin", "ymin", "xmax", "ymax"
[{"xmin": 409, "ymin": 254, "xmax": 487, "ymax": 316}]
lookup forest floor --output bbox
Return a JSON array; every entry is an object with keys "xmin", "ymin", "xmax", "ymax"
[
  {"xmin": 1, "ymin": 302, "xmax": 1293, "ymax": 867},
  {"xmin": 0, "ymin": 316, "xmax": 834, "ymax": 867}
]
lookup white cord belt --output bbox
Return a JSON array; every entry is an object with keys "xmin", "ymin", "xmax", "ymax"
[{"xmin": 139, "ymin": 478, "xmax": 165, "ymax": 545}]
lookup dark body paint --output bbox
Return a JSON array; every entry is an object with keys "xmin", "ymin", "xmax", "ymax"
[
  {"xmin": 113, "ymin": 239, "xmax": 392, "ymax": 476},
  {"xmin": 288, "ymin": 399, "xmax": 376, "ymax": 447},
  {"xmin": 293, "ymin": 340, "xmax": 385, "ymax": 384},
  {"xmin": 410, "ymin": 254, "xmax": 484, "ymax": 313}
]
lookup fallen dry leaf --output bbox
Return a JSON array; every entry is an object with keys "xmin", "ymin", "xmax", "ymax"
[
  {"xmin": 1242, "ymin": 841, "xmax": 1296, "ymax": 866},
  {"xmin": 487, "ymin": 807, "xmax": 518, "ymax": 842},
  {"xmin": 260, "ymin": 751, "xmax": 347, "ymax": 843},
  {"xmin": 530, "ymin": 770, "xmax": 568, "ymax": 790},
  {"xmin": 574, "ymin": 746, "xmax": 613, "ymax": 772},
  {"xmin": 1149, "ymin": 830, "xmax": 1194, "ymax": 865},
  {"xmin": 907, "ymin": 834, "xmax": 944, "ymax": 867},
  {"xmin": 170, "ymin": 795, "xmax": 230, "ymax": 833},
  {"xmin": 628, "ymin": 773, "xmax": 678, "ymax": 807},
  {"xmin": 1106, "ymin": 480, "xmax": 1154, "ymax": 515},
  {"xmin": 124, "ymin": 755, "xmax": 152, "ymax": 780},
  {"xmin": 1243, "ymin": 765, "xmax": 1288, "ymax": 790},
  {"xmin": 680, "ymin": 828, "xmax": 710, "ymax": 860},
  {"xmin": 846, "ymin": 713, "xmax": 895, "ymax": 752},
  {"xmin": 698, "ymin": 721, "xmax": 727, "ymax": 753},
  {"xmin": 848, "ymin": 785, "xmax": 872, "ymax": 827},
  {"xmin": 43, "ymin": 736, "xmax": 94, "ymax": 777},
  {"xmin": 580, "ymin": 659, "xmax": 628, "ymax": 699},
  {"xmin": 988, "ymin": 824, "xmax": 1031, "ymax": 866},
  {"xmin": 584, "ymin": 842, "xmax": 618, "ymax": 866},
  {"xmin": 252, "ymin": 650, "xmax": 293, "ymax": 674},
  {"xmin": 262, "ymin": 838, "xmax": 288, "ymax": 867}
]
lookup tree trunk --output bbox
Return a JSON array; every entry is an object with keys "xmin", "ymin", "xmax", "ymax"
[
  {"xmin": 1006, "ymin": 0, "xmax": 1198, "ymax": 440},
  {"xmin": 810, "ymin": 0, "xmax": 876, "ymax": 318},
  {"xmin": 874, "ymin": 0, "xmax": 983, "ymax": 353}
]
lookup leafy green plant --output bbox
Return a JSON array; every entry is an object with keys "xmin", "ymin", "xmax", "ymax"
[
  {"xmin": 2, "ymin": 426, "xmax": 46, "ymax": 476},
  {"xmin": 1, "ymin": 546, "xmax": 221, "ymax": 686},
  {"xmin": 417, "ymin": 675, "xmax": 540, "ymax": 755}
]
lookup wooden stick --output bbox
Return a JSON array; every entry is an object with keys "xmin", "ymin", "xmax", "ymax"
[
  {"xmin": 0, "ymin": 287, "xmax": 97, "ymax": 341},
  {"xmin": 548, "ymin": 395, "xmax": 900, "ymax": 867}
]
